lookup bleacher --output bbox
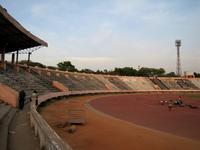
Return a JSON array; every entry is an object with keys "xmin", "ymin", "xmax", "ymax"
[
  {"xmin": 0, "ymin": 65, "xmax": 58, "ymax": 98},
  {"xmin": 175, "ymin": 79, "xmax": 199, "ymax": 90},
  {"xmin": 1, "ymin": 64, "xmax": 200, "ymax": 96},
  {"xmin": 30, "ymin": 68, "xmax": 109, "ymax": 91},
  {"xmin": 4, "ymin": 65, "xmax": 199, "ymax": 93},
  {"xmin": 0, "ymin": 66, "xmax": 59, "ymax": 150},
  {"xmin": 72, "ymin": 74, "xmax": 108, "ymax": 90},
  {"xmin": 159, "ymin": 78, "xmax": 182, "ymax": 90},
  {"xmin": 150, "ymin": 78, "xmax": 169, "ymax": 90},
  {"xmin": 121, "ymin": 77, "xmax": 156, "ymax": 90},
  {"xmin": 105, "ymin": 76, "xmax": 132, "ymax": 90},
  {"xmin": 28, "ymin": 67, "xmax": 200, "ymax": 91},
  {"xmin": 190, "ymin": 78, "xmax": 200, "ymax": 88},
  {"xmin": 95, "ymin": 75, "xmax": 119, "ymax": 90}
]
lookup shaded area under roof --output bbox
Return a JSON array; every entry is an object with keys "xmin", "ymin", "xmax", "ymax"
[{"xmin": 0, "ymin": 5, "xmax": 48, "ymax": 54}]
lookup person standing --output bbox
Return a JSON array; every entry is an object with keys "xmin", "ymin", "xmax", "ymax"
[
  {"xmin": 31, "ymin": 90, "xmax": 38, "ymax": 105},
  {"xmin": 18, "ymin": 90, "xmax": 26, "ymax": 110}
]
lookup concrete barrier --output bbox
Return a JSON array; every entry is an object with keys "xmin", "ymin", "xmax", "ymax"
[
  {"xmin": 30, "ymin": 89, "xmax": 200, "ymax": 150},
  {"xmin": 0, "ymin": 84, "xmax": 18, "ymax": 107}
]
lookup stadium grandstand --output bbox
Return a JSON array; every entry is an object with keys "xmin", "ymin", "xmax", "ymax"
[
  {"xmin": 0, "ymin": 4, "xmax": 200, "ymax": 150},
  {"xmin": 0, "ymin": 5, "xmax": 52, "ymax": 150}
]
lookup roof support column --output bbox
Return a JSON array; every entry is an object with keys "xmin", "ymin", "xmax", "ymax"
[
  {"xmin": 0, "ymin": 48, "xmax": 5, "ymax": 70},
  {"xmin": 11, "ymin": 53, "xmax": 15, "ymax": 64},
  {"xmin": 27, "ymin": 52, "xmax": 31, "ymax": 67},
  {"xmin": 16, "ymin": 50, "xmax": 19, "ymax": 65},
  {"xmin": 15, "ymin": 50, "xmax": 19, "ymax": 72}
]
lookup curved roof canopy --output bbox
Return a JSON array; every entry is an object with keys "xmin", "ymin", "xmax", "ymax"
[{"xmin": 0, "ymin": 5, "xmax": 48, "ymax": 53}]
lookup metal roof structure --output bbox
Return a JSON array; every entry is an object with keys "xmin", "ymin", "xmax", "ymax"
[{"xmin": 0, "ymin": 5, "xmax": 48, "ymax": 54}]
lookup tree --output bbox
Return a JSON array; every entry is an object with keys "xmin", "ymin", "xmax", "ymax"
[
  {"xmin": 103, "ymin": 69, "xmax": 109, "ymax": 74},
  {"xmin": 57, "ymin": 61, "xmax": 77, "ymax": 72},
  {"xmin": 114, "ymin": 67, "xmax": 137, "ymax": 76},
  {"xmin": 194, "ymin": 72, "xmax": 200, "ymax": 78},
  {"xmin": 165, "ymin": 72, "xmax": 176, "ymax": 77},
  {"xmin": 137, "ymin": 67, "xmax": 165, "ymax": 77},
  {"xmin": 96, "ymin": 70, "xmax": 103, "ymax": 74}
]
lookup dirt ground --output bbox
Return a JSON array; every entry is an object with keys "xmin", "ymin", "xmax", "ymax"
[
  {"xmin": 40, "ymin": 93, "xmax": 200, "ymax": 150},
  {"xmin": 90, "ymin": 93, "xmax": 200, "ymax": 140}
]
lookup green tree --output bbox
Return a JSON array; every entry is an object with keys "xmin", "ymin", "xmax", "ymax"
[
  {"xmin": 137, "ymin": 67, "xmax": 165, "ymax": 77},
  {"xmin": 57, "ymin": 61, "xmax": 77, "ymax": 72},
  {"xmin": 96, "ymin": 70, "xmax": 103, "ymax": 74},
  {"xmin": 194, "ymin": 72, "xmax": 200, "ymax": 78},
  {"xmin": 165, "ymin": 72, "xmax": 176, "ymax": 77},
  {"xmin": 114, "ymin": 67, "xmax": 137, "ymax": 76}
]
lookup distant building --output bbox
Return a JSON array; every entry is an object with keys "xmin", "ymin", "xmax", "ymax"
[{"xmin": 184, "ymin": 71, "xmax": 195, "ymax": 78}]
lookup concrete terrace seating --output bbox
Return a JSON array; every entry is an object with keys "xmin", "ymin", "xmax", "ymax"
[
  {"xmin": 121, "ymin": 77, "xmax": 156, "ymax": 90},
  {"xmin": 40, "ymin": 71, "xmax": 82, "ymax": 91},
  {"xmin": 183, "ymin": 79, "xmax": 199, "ymax": 89},
  {"xmin": 33, "ymin": 70, "xmax": 85, "ymax": 91},
  {"xmin": 45, "ymin": 72, "xmax": 86, "ymax": 91},
  {"xmin": 105, "ymin": 76, "xmax": 132, "ymax": 90},
  {"xmin": 30, "ymin": 69, "xmax": 58, "ymax": 92},
  {"xmin": 150, "ymin": 78, "xmax": 169, "ymax": 90},
  {"xmin": 0, "ymin": 100, "xmax": 11, "ymax": 121},
  {"xmin": 175, "ymin": 79, "xmax": 198, "ymax": 90},
  {"xmin": 30, "ymin": 68, "xmax": 109, "ymax": 91},
  {"xmin": 0, "ymin": 100, "xmax": 17, "ymax": 150},
  {"xmin": 0, "ymin": 66, "xmax": 58, "ymax": 98},
  {"xmin": 190, "ymin": 78, "xmax": 200, "ymax": 88},
  {"xmin": 61, "ymin": 73, "xmax": 109, "ymax": 91},
  {"xmin": 95, "ymin": 75, "xmax": 119, "ymax": 90},
  {"xmin": 158, "ymin": 78, "xmax": 182, "ymax": 90},
  {"xmin": 68, "ymin": 74, "xmax": 108, "ymax": 91},
  {"xmin": 62, "ymin": 74, "xmax": 86, "ymax": 91},
  {"xmin": 67, "ymin": 74, "xmax": 95, "ymax": 91},
  {"xmin": 85, "ymin": 75, "xmax": 109, "ymax": 90}
]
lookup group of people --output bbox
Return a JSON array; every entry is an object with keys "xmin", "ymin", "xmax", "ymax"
[
  {"xmin": 160, "ymin": 96, "xmax": 184, "ymax": 111},
  {"xmin": 18, "ymin": 90, "xmax": 38, "ymax": 110}
]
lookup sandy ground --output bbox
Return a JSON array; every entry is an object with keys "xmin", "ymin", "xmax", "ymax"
[{"xmin": 40, "ymin": 94, "xmax": 200, "ymax": 150}]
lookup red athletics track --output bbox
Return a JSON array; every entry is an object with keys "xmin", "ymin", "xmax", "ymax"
[{"xmin": 90, "ymin": 93, "xmax": 200, "ymax": 140}]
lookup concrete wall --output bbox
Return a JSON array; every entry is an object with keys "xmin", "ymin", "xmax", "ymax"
[
  {"xmin": 0, "ymin": 84, "xmax": 18, "ymax": 107},
  {"xmin": 52, "ymin": 81, "xmax": 69, "ymax": 92}
]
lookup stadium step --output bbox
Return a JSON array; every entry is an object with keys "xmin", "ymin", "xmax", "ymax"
[
  {"xmin": 0, "ymin": 108, "xmax": 17, "ymax": 150},
  {"xmin": 0, "ymin": 103, "xmax": 11, "ymax": 121}
]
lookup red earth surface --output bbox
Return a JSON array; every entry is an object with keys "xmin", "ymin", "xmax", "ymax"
[{"xmin": 90, "ymin": 93, "xmax": 200, "ymax": 140}]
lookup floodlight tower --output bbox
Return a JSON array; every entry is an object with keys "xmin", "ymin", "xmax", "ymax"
[{"xmin": 175, "ymin": 40, "xmax": 181, "ymax": 76}]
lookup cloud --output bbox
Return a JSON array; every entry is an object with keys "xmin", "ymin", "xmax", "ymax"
[{"xmin": 3, "ymin": 0, "xmax": 200, "ymax": 72}]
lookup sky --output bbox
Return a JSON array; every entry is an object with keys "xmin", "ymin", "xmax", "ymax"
[{"xmin": 1, "ymin": 0, "xmax": 200, "ymax": 73}]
